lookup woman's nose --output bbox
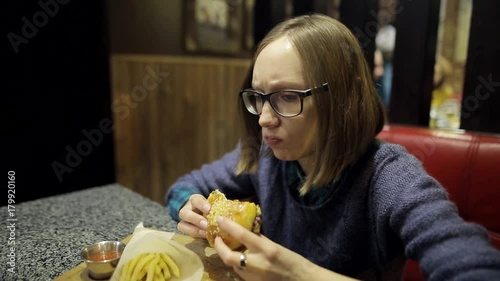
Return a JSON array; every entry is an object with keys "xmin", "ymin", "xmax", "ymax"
[{"xmin": 258, "ymin": 101, "xmax": 279, "ymax": 127}]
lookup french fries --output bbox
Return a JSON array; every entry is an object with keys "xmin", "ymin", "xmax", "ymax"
[{"xmin": 119, "ymin": 252, "xmax": 180, "ymax": 281}]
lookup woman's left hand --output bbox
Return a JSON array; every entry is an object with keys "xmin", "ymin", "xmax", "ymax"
[{"xmin": 213, "ymin": 216, "xmax": 316, "ymax": 281}]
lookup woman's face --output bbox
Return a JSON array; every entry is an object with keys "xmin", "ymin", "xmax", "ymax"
[{"xmin": 253, "ymin": 36, "xmax": 318, "ymax": 169}]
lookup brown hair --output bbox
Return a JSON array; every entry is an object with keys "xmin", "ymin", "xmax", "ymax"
[{"xmin": 236, "ymin": 14, "xmax": 386, "ymax": 195}]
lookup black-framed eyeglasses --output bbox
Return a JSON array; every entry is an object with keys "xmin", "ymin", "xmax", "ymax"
[{"xmin": 239, "ymin": 83, "xmax": 329, "ymax": 117}]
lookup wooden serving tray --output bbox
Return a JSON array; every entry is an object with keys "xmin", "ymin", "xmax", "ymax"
[{"xmin": 54, "ymin": 234, "xmax": 242, "ymax": 281}]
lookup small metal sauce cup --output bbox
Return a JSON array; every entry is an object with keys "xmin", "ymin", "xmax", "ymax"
[{"xmin": 81, "ymin": 241, "xmax": 126, "ymax": 280}]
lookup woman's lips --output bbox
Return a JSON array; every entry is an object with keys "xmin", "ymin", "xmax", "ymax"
[{"xmin": 264, "ymin": 136, "xmax": 282, "ymax": 146}]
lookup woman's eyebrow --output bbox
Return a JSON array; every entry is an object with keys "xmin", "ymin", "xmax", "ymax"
[
  {"xmin": 251, "ymin": 81, "xmax": 306, "ymax": 92},
  {"xmin": 282, "ymin": 82, "xmax": 306, "ymax": 89}
]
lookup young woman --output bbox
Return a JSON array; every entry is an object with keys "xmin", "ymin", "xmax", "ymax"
[{"xmin": 166, "ymin": 14, "xmax": 500, "ymax": 281}]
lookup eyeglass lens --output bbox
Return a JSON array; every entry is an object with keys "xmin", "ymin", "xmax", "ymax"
[{"xmin": 242, "ymin": 91, "xmax": 302, "ymax": 116}]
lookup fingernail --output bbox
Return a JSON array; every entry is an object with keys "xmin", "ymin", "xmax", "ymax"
[
  {"xmin": 217, "ymin": 216, "xmax": 223, "ymax": 223},
  {"xmin": 200, "ymin": 219, "xmax": 207, "ymax": 229},
  {"xmin": 199, "ymin": 229, "xmax": 206, "ymax": 236},
  {"xmin": 203, "ymin": 204, "xmax": 211, "ymax": 213}
]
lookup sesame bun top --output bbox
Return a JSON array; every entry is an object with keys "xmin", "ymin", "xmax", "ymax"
[{"xmin": 204, "ymin": 190, "xmax": 262, "ymax": 250}]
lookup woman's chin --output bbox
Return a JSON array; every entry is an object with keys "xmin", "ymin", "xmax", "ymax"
[{"xmin": 270, "ymin": 150, "xmax": 296, "ymax": 161}]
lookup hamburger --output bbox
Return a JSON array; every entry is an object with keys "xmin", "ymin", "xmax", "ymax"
[{"xmin": 204, "ymin": 190, "xmax": 262, "ymax": 250}]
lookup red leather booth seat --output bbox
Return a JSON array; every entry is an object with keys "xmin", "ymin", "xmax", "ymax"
[{"xmin": 376, "ymin": 124, "xmax": 500, "ymax": 281}]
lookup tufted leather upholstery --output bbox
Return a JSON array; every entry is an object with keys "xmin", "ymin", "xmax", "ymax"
[{"xmin": 376, "ymin": 124, "xmax": 500, "ymax": 281}]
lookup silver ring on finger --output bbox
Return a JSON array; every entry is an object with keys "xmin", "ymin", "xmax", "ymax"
[{"xmin": 238, "ymin": 252, "xmax": 247, "ymax": 270}]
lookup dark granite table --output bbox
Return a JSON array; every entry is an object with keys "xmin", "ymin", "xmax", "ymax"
[{"xmin": 0, "ymin": 183, "xmax": 178, "ymax": 281}]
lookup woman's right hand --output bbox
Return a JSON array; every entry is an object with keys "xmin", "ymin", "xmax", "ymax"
[{"xmin": 177, "ymin": 194, "xmax": 211, "ymax": 239}]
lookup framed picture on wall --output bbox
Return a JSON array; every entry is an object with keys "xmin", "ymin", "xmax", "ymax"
[{"xmin": 183, "ymin": 0, "xmax": 253, "ymax": 56}]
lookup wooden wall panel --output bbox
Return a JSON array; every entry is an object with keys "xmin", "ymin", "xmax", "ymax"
[{"xmin": 111, "ymin": 55, "xmax": 251, "ymax": 203}]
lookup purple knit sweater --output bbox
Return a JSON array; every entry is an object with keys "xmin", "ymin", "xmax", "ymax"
[{"xmin": 166, "ymin": 140, "xmax": 500, "ymax": 280}]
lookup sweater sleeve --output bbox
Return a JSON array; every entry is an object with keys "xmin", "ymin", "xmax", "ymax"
[
  {"xmin": 371, "ymin": 144, "xmax": 500, "ymax": 281},
  {"xmin": 164, "ymin": 144, "xmax": 255, "ymax": 221}
]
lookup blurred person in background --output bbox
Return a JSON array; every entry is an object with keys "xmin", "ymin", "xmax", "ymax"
[{"xmin": 375, "ymin": 22, "xmax": 396, "ymax": 108}]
